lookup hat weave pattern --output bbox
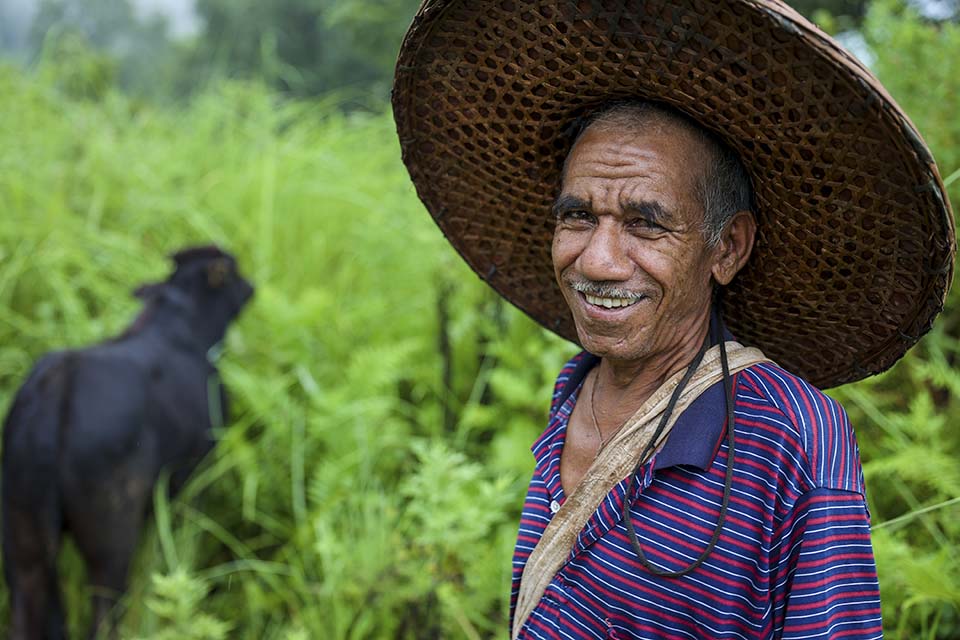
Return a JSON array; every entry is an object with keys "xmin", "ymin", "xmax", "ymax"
[{"xmin": 393, "ymin": 0, "xmax": 955, "ymax": 388}]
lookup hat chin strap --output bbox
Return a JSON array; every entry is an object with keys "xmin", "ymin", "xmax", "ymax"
[{"xmin": 622, "ymin": 304, "xmax": 736, "ymax": 577}]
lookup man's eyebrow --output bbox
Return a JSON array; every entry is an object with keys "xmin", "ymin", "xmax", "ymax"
[
  {"xmin": 623, "ymin": 200, "xmax": 677, "ymax": 226},
  {"xmin": 552, "ymin": 195, "xmax": 589, "ymax": 217}
]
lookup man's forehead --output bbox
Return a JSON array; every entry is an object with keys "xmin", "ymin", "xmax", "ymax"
[{"xmin": 559, "ymin": 122, "xmax": 707, "ymax": 210}]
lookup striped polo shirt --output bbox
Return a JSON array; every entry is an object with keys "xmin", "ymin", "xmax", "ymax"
[{"xmin": 511, "ymin": 352, "xmax": 883, "ymax": 639}]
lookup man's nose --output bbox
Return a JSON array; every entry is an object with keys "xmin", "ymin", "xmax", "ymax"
[{"xmin": 578, "ymin": 219, "xmax": 632, "ymax": 281}]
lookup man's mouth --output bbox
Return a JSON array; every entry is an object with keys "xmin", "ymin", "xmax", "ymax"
[{"xmin": 583, "ymin": 293, "xmax": 643, "ymax": 309}]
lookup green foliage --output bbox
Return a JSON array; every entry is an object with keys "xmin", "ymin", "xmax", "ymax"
[
  {"xmin": 833, "ymin": 351, "xmax": 960, "ymax": 639},
  {"xmin": 34, "ymin": 31, "xmax": 118, "ymax": 101},
  {"xmin": 0, "ymin": 64, "xmax": 573, "ymax": 638},
  {"xmin": 789, "ymin": 0, "xmax": 960, "ymax": 30},
  {"xmin": 791, "ymin": 0, "xmax": 872, "ymax": 32},
  {"xmin": 26, "ymin": 0, "xmax": 176, "ymax": 98},
  {"xmin": 865, "ymin": 0, "xmax": 960, "ymax": 193},
  {"xmin": 8, "ymin": 0, "xmax": 421, "ymax": 102},
  {"xmin": 30, "ymin": 0, "xmax": 139, "ymax": 49},
  {"xmin": 139, "ymin": 570, "xmax": 232, "ymax": 640},
  {"xmin": 172, "ymin": 0, "xmax": 421, "ymax": 100}
]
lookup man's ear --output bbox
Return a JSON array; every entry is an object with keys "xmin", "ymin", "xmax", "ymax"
[{"xmin": 711, "ymin": 210, "xmax": 756, "ymax": 286}]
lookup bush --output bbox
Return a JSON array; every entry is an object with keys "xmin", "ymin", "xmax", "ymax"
[{"xmin": 0, "ymin": 63, "xmax": 574, "ymax": 638}]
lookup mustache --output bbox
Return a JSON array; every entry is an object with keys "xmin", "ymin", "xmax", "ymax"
[{"xmin": 566, "ymin": 279, "xmax": 646, "ymax": 300}]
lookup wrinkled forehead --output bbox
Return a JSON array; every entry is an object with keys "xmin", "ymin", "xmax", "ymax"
[{"xmin": 559, "ymin": 120, "xmax": 710, "ymax": 215}]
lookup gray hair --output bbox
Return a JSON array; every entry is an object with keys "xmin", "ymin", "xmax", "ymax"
[{"xmin": 570, "ymin": 101, "xmax": 753, "ymax": 246}]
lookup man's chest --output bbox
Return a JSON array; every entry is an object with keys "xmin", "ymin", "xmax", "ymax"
[
  {"xmin": 514, "ymin": 458, "xmax": 782, "ymax": 640},
  {"xmin": 559, "ymin": 400, "xmax": 605, "ymax": 496}
]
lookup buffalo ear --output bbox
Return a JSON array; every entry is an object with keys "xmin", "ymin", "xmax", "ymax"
[
  {"xmin": 133, "ymin": 282, "xmax": 165, "ymax": 300},
  {"xmin": 206, "ymin": 258, "xmax": 230, "ymax": 288}
]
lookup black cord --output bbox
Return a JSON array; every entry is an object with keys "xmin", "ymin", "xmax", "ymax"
[{"xmin": 622, "ymin": 309, "xmax": 736, "ymax": 578}]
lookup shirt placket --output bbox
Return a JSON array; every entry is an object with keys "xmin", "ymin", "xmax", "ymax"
[
  {"xmin": 535, "ymin": 461, "xmax": 658, "ymax": 634},
  {"xmin": 570, "ymin": 458, "xmax": 657, "ymax": 559}
]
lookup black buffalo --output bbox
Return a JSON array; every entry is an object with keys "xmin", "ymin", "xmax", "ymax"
[{"xmin": 1, "ymin": 246, "xmax": 254, "ymax": 639}]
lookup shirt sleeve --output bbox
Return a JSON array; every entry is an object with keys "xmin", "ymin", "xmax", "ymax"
[{"xmin": 774, "ymin": 487, "xmax": 884, "ymax": 639}]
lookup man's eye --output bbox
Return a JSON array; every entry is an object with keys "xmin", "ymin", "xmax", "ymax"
[
  {"xmin": 557, "ymin": 210, "xmax": 593, "ymax": 224},
  {"xmin": 626, "ymin": 217, "xmax": 663, "ymax": 232}
]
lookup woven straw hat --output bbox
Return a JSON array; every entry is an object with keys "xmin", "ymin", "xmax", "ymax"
[{"xmin": 392, "ymin": 0, "xmax": 955, "ymax": 388}]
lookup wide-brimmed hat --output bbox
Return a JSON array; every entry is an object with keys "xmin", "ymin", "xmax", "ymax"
[{"xmin": 392, "ymin": 0, "xmax": 955, "ymax": 388}]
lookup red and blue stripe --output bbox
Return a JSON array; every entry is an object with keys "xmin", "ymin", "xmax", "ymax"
[{"xmin": 511, "ymin": 353, "xmax": 882, "ymax": 639}]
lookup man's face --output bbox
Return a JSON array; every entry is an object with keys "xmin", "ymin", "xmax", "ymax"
[{"xmin": 552, "ymin": 121, "xmax": 722, "ymax": 365}]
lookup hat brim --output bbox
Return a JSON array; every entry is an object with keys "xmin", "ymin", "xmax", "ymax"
[{"xmin": 393, "ymin": 0, "xmax": 955, "ymax": 388}]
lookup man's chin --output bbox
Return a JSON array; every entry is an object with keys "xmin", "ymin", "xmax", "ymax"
[{"xmin": 575, "ymin": 327, "xmax": 648, "ymax": 361}]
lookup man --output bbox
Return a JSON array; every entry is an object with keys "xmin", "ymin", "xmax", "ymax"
[
  {"xmin": 393, "ymin": 1, "xmax": 955, "ymax": 638},
  {"xmin": 512, "ymin": 101, "xmax": 879, "ymax": 638}
]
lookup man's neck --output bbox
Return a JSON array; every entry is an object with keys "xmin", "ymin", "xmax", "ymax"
[{"xmin": 593, "ymin": 318, "xmax": 712, "ymax": 430}]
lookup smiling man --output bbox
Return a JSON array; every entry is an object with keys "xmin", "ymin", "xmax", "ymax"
[
  {"xmin": 509, "ymin": 101, "xmax": 885, "ymax": 639},
  {"xmin": 393, "ymin": 1, "xmax": 955, "ymax": 638},
  {"xmin": 550, "ymin": 103, "xmax": 758, "ymax": 507}
]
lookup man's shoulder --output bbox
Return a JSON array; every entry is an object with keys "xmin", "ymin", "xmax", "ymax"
[
  {"xmin": 737, "ymin": 360, "xmax": 842, "ymax": 420},
  {"xmin": 737, "ymin": 361, "xmax": 865, "ymax": 494}
]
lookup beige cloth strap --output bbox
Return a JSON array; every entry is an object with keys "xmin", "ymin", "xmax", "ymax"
[{"xmin": 512, "ymin": 342, "xmax": 770, "ymax": 639}]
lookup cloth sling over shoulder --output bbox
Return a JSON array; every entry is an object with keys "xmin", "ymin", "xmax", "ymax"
[{"xmin": 512, "ymin": 341, "xmax": 770, "ymax": 639}]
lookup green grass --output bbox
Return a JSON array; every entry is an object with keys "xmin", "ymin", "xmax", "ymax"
[{"xmin": 0, "ymin": 63, "xmax": 576, "ymax": 638}]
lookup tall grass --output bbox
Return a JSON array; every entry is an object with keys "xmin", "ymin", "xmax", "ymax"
[
  {"xmin": 0, "ymin": 61, "xmax": 576, "ymax": 638},
  {"xmin": 1, "ymin": 2, "xmax": 959, "ymax": 635}
]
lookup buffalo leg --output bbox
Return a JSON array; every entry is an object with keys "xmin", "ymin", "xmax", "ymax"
[
  {"xmin": 3, "ymin": 502, "xmax": 67, "ymax": 640},
  {"xmin": 64, "ymin": 478, "xmax": 150, "ymax": 640}
]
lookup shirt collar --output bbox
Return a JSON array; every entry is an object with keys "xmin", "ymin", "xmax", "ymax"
[{"xmin": 651, "ymin": 377, "xmax": 727, "ymax": 471}]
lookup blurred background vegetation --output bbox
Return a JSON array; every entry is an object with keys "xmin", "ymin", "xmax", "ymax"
[{"xmin": 0, "ymin": 0, "xmax": 958, "ymax": 637}]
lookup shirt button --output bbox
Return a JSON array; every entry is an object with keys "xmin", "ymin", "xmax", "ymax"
[{"xmin": 550, "ymin": 499, "xmax": 560, "ymax": 514}]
